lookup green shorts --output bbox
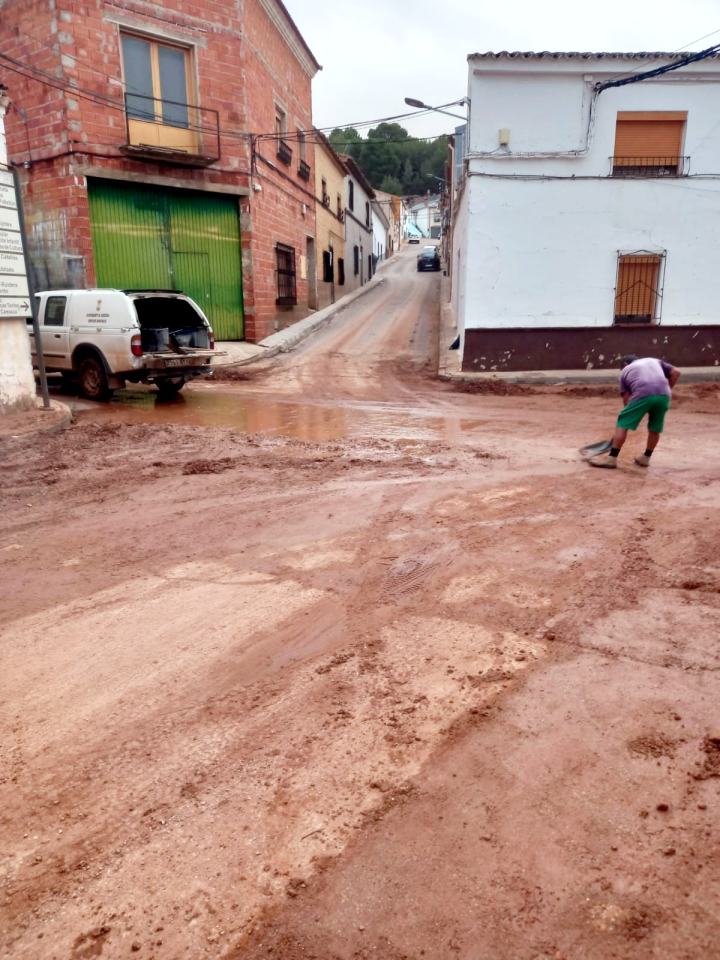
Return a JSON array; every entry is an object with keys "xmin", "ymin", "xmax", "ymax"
[{"xmin": 617, "ymin": 394, "xmax": 671, "ymax": 433}]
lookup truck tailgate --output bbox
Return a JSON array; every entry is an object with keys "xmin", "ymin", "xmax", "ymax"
[{"xmin": 142, "ymin": 350, "xmax": 218, "ymax": 370}]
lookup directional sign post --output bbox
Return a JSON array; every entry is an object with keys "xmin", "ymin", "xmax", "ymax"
[{"xmin": 1, "ymin": 167, "xmax": 49, "ymax": 407}]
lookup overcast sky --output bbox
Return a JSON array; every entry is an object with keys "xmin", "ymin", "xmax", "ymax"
[{"xmin": 288, "ymin": 0, "xmax": 720, "ymax": 139}]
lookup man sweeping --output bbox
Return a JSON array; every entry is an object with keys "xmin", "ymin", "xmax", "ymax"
[{"xmin": 590, "ymin": 355, "xmax": 680, "ymax": 469}]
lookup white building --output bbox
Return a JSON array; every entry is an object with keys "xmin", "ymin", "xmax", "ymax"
[
  {"xmin": 0, "ymin": 85, "xmax": 36, "ymax": 412},
  {"xmin": 340, "ymin": 155, "xmax": 375, "ymax": 292},
  {"xmin": 451, "ymin": 51, "xmax": 720, "ymax": 372},
  {"xmin": 373, "ymin": 190, "xmax": 403, "ymax": 256},
  {"xmin": 371, "ymin": 200, "xmax": 390, "ymax": 268},
  {"xmin": 407, "ymin": 195, "xmax": 441, "ymax": 240}
]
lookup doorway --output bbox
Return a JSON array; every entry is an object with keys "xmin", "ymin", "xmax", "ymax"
[{"xmin": 306, "ymin": 236, "xmax": 318, "ymax": 309}]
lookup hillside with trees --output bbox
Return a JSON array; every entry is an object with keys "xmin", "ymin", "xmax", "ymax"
[{"xmin": 328, "ymin": 123, "xmax": 447, "ymax": 196}]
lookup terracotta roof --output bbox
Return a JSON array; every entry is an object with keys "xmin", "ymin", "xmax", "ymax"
[
  {"xmin": 468, "ymin": 50, "xmax": 720, "ymax": 61},
  {"xmin": 313, "ymin": 129, "xmax": 347, "ymax": 177},
  {"xmin": 338, "ymin": 154, "xmax": 376, "ymax": 199}
]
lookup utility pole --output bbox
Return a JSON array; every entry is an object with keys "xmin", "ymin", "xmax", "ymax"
[{"xmin": 12, "ymin": 168, "xmax": 49, "ymax": 408}]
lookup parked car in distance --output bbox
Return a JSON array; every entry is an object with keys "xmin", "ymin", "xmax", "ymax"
[
  {"xmin": 408, "ymin": 237, "xmax": 420, "ymax": 244},
  {"xmin": 28, "ymin": 289, "xmax": 217, "ymax": 401},
  {"xmin": 417, "ymin": 245, "xmax": 441, "ymax": 272}
]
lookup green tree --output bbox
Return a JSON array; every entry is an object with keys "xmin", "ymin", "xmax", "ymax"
[
  {"xmin": 328, "ymin": 125, "xmax": 448, "ymax": 197},
  {"xmin": 379, "ymin": 175, "xmax": 403, "ymax": 195},
  {"xmin": 328, "ymin": 127, "xmax": 363, "ymax": 158}
]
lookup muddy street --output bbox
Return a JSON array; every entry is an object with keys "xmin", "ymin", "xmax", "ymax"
[{"xmin": 2, "ymin": 247, "xmax": 720, "ymax": 960}]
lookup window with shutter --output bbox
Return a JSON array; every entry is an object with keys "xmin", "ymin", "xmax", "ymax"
[
  {"xmin": 612, "ymin": 112, "xmax": 687, "ymax": 177},
  {"xmin": 613, "ymin": 253, "xmax": 665, "ymax": 324}
]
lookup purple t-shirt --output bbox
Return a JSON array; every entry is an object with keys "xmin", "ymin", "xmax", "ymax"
[{"xmin": 620, "ymin": 358, "xmax": 673, "ymax": 401}]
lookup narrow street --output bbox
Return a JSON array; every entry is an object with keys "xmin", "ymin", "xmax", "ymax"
[{"xmin": 2, "ymin": 246, "xmax": 720, "ymax": 960}]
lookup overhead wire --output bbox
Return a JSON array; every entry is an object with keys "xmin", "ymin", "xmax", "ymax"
[
  {"xmin": 596, "ymin": 42, "xmax": 720, "ymax": 91},
  {"xmin": 597, "ymin": 26, "xmax": 720, "ymax": 86},
  {"xmin": 0, "ymin": 49, "xmax": 452, "ymax": 145}
]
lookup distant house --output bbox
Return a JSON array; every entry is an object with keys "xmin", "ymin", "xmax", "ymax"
[
  {"xmin": 314, "ymin": 131, "xmax": 347, "ymax": 309},
  {"xmin": 374, "ymin": 190, "xmax": 404, "ymax": 255},
  {"xmin": 340, "ymin": 155, "xmax": 375, "ymax": 292},
  {"xmin": 407, "ymin": 195, "xmax": 442, "ymax": 239},
  {"xmin": 450, "ymin": 50, "xmax": 720, "ymax": 371}
]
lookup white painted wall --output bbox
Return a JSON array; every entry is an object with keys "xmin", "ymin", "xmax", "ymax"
[
  {"xmin": 0, "ymin": 93, "xmax": 37, "ymax": 413},
  {"xmin": 371, "ymin": 207, "xmax": 388, "ymax": 262},
  {"xmin": 453, "ymin": 54, "xmax": 720, "ymax": 334},
  {"xmin": 343, "ymin": 174, "xmax": 373, "ymax": 293}
]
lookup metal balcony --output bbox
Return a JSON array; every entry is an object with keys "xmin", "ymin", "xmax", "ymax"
[
  {"xmin": 298, "ymin": 158, "xmax": 311, "ymax": 181},
  {"xmin": 122, "ymin": 93, "xmax": 220, "ymax": 166},
  {"xmin": 610, "ymin": 156, "xmax": 688, "ymax": 178},
  {"xmin": 276, "ymin": 139, "xmax": 293, "ymax": 166}
]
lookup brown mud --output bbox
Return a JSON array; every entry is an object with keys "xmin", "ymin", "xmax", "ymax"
[{"xmin": 1, "ymin": 249, "xmax": 719, "ymax": 959}]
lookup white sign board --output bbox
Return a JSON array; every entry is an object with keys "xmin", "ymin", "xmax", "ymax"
[{"xmin": 0, "ymin": 168, "xmax": 31, "ymax": 319}]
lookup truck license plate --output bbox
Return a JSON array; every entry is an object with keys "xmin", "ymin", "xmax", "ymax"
[{"xmin": 167, "ymin": 358, "xmax": 187, "ymax": 367}]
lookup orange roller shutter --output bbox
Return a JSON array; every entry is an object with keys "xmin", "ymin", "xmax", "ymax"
[
  {"xmin": 614, "ymin": 256, "xmax": 661, "ymax": 324},
  {"xmin": 614, "ymin": 111, "xmax": 687, "ymax": 165}
]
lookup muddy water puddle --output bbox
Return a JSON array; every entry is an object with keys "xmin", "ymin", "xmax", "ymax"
[{"xmin": 61, "ymin": 383, "xmax": 485, "ymax": 443}]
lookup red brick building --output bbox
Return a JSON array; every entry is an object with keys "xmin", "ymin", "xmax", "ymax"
[{"xmin": 1, "ymin": 0, "xmax": 320, "ymax": 341}]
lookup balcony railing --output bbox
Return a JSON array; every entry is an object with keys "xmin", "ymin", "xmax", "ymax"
[
  {"xmin": 277, "ymin": 139, "xmax": 293, "ymax": 165},
  {"xmin": 611, "ymin": 156, "xmax": 688, "ymax": 178},
  {"xmin": 123, "ymin": 93, "xmax": 220, "ymax": 166},
  {"xmin": 298, "ymin": 158, "xmax": 311, "ymax": 181}
]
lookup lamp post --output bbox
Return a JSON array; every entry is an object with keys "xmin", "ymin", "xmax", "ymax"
[{"xmin": 404, "ymin": 97, "xmax": 468, "ymax": 121}]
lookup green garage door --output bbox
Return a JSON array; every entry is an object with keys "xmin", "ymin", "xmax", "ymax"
[{"xmin": 88, "ymin": 179, "xmax": 244, "ymax": 340}]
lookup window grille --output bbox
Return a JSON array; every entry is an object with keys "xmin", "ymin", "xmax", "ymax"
[
  {"xmin": 613, "ymin": 253, "xmax": 665, "ymax": 325},
  {"xmin": 276, "ymin": 243, "xmax": 297, "ymax": 305}
]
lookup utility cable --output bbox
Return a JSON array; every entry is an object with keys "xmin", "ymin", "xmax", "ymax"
[
  {"xmin": 597, "ymin": 43, "xmax": 720, "ymax": 91},
  {"xmin": 0, "ymin": 50, "xmax": 451, "ymax": 143}
]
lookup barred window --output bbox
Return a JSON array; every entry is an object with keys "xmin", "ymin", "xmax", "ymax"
[
  {"xmin": 612, "ymin": 112, "xmax": 687, "ymax": 178},
  {"xmin": 614, "ymin": 253, "xmax": 665, "ymax": 325},
  {"xmin": 276, "ymin": 243, "xmax": 297, "ymax": 305}
]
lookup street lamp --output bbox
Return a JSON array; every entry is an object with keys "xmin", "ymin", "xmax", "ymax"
[{"xmin": 404, "ymin": 97, "xmax": 468, "ymax": 121}]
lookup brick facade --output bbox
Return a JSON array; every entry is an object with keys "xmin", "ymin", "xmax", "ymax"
[{"xmin": 1, "ymin": 0, "xmax": 319, "ymax": 341}]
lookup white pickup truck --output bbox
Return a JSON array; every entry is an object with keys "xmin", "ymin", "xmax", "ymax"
[{"xmin": 28, "ymin": 288, "xmax": 217, "ymax": 401}]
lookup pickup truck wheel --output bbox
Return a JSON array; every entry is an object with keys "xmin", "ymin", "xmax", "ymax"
[
  {"xmin": 78, "ymin": 356, "xmax": 113, "ymax": 402},
  {"xmin": 155, "ymin": 377, "xmax": 186, "ymax": 397}
]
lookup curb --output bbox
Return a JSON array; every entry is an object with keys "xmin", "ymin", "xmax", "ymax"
[
  {"xmin": 259, "ymin": 275, "xmax": 388, "ymax": 356},
  {"xmin": 437, "ymin": 272, "xmax": 461, "ymax": 380},
  {"xmin": 45, "ymin": 399, "xmax": 74, "ymax": 434},
  {"xmin": 436, "ymin": 286, "xmax": 720, "ymax": 385},
  {"xmin": 213, "ymin": 274, "xmax": 390, "ymax": 371},
  {"xmin": 439, "ymin": 367, "xmax": 720, "ymax": 386},
  {"xmin": 0, "ymin": 398, "xmax": 73, "ymax": 443}
]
